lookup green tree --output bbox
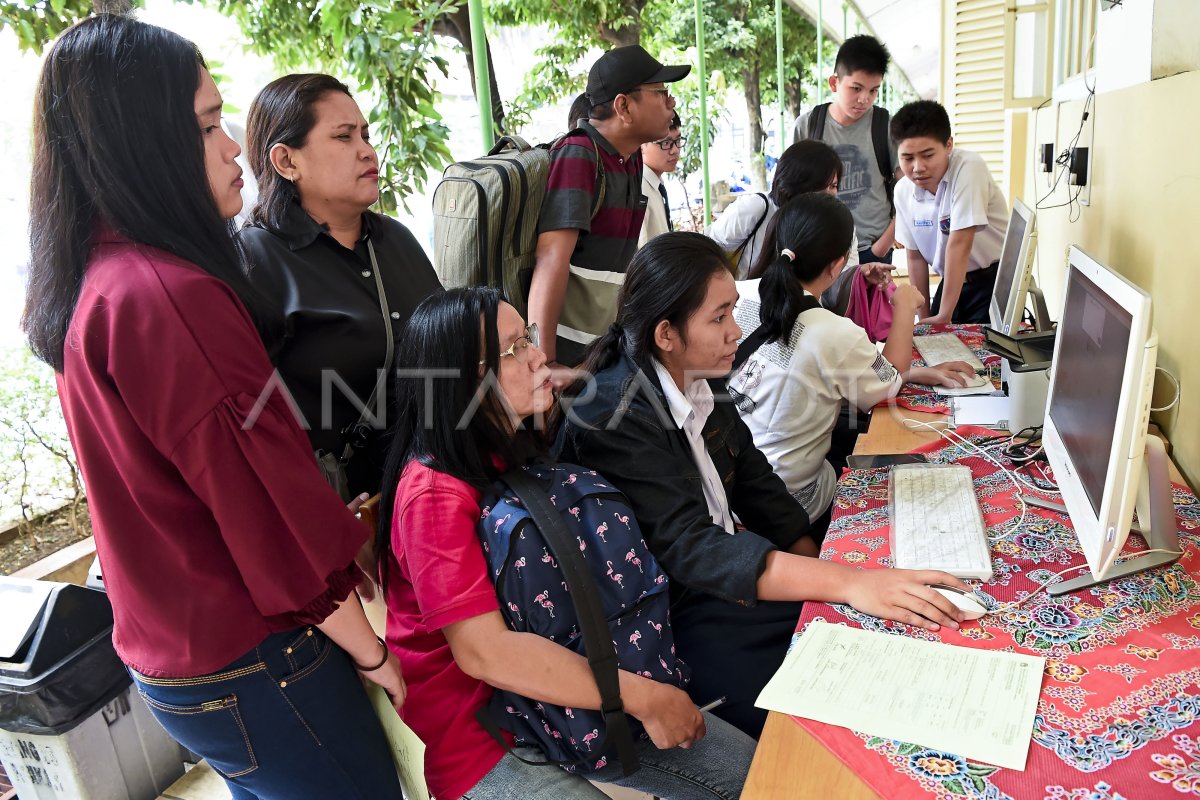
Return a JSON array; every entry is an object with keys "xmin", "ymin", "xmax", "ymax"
[
  {"xmin": 203, "ymin": 0, "xmax": 456, "ymax": 211},
  {"xmin": 646, "ymin": 0, "xmax": 817, "ymax": 189},
  {"xmin": 0, "ymin": 0, "xmax": 124, "ymax": 52},
  {"xmin": 2, "ymin": 0, "xmax": 462, "ymax": 210}
]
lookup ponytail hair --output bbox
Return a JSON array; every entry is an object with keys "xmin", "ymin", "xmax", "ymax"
[
  {"xmin": 566, "ymin": 231, "xmax": 730, "ymax": 386},
  {"xmin": 753, "ymin": 192, "xmax": 854, "ymax": 344}
]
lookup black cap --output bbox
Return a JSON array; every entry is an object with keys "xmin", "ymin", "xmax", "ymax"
[{"xmin": 586, "ymin": 45, "xmax": 691, "ymax": 106}]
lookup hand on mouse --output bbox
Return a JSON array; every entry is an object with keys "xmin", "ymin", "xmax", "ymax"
[{"xmin": 842, "ymin": 569, "xmax": 971, "ymax": 631}]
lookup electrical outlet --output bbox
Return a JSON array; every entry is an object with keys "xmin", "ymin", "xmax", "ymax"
[
  {"xmin": 1074, "ymin": 107, "xmax": 1094, "ymax": 207},
  {"xmin": 1069, "ymin": 147, "xmax": 1089, "ymax": 186},
  {"xmin": 1040, "ymin": 143, "xmax": 1054, "ymax": 173}
]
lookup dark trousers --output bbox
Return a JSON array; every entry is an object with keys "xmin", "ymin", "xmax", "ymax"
[
  {"xmin": 670, "ymin": 592, "xmax": 805, "ymax": 738},
  {"xmin": 827, "ymin": 403, "xmax": 870, "ymax": 476},
  {"xmin": 131, "ymin": 627, "xmax": 401, "ymax": 800},
  {"xmin": 931, "ymin": 263, "xmax": 997, "ymax": 324}
]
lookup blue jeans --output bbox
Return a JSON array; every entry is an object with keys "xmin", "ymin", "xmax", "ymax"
[
  {"xmin": 130, "ymin": 627, "xmax": 401, "ymax": 800},
  {"xmin": 461, "ymin": 712, "xmax": 754, "ymax": 800}
]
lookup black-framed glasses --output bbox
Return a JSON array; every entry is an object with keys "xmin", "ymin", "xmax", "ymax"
[
  {"xmin": 481, "ymin": 323, "xmax": 540, "ymax": 366},
  {"xmin": 654, "ymin": 136, "xmax": 687, "ymax": 151}
]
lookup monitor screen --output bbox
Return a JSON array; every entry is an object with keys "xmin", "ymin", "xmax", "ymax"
[
  {"xmin": 993, "ymin": 209, "xmax": 1028, "ymax": 317},
  {"xmin": 1047, "ymin": 268, "xmax": 1133, "ymax": 517},
  {"xmin": 989, "ymin": 199, "xmax": 1036, "ymax": 333}
]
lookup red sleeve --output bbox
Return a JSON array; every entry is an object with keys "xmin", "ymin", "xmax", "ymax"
[
  {"xmin": 393, "ymin": 468, "xmax": 499, "ymax": 631},
  {"xmin": 102, "ymin": 255, "xmax": 366, "ymax": 620}
]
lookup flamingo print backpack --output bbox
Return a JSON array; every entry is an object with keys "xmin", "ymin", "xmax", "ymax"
[{"xmin": 475, "ymin": 463, "xmax": 689, "ymax": 776}]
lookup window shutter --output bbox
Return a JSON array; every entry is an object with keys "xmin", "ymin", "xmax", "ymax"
[{"xmin": 946, "ymin": 0, "xmax": 1008, "ymax": 188}]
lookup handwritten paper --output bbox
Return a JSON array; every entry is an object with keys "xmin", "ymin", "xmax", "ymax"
[
  {"xmin": 367, "ymin": 684, "xmax": 431, "ymax": 800},
  {"xmin": 756, "ymin": 621, "xmax": 1044, "ymax": 770}
]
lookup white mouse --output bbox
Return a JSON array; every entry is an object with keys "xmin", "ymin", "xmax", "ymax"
[{"xmin": 929, "ymin": 585, "xmax": 988, "ymax": 620}]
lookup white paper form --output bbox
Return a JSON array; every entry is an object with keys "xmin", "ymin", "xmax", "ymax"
[
  {"xmin": 756, "ymin": 621, "xmax": 1045, "ymax": 770},
  {"xmin": 367, "ymin": 684, "xmax": 431, "ymax": 800}
]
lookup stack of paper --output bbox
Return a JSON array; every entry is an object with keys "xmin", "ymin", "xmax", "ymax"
[{"xmin": 756, "ymin": 622, "xmax": 1044, "ymax": 770}]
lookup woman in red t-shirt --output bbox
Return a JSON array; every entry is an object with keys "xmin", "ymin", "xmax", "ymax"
[
  {"xmin": 374, "ymin": 288, "xmax": 755, "ymax": 800},
  {"xmin": 24, "ymin": 15, "xmax": 404, "ymax": 799}
]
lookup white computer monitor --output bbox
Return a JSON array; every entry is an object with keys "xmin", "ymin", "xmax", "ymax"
[
  {"xmin": 1040, "ymin": 246, "xmax": 1179, "ymax": 594},
  {"xmin": 989, "ymin": 198, "xmax": 1038, "ymax": 335}
]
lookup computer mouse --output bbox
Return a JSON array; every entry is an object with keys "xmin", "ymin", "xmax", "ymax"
[{"xmin": 929, "ymin": 585, "xmax": 988, "ymax": 621}]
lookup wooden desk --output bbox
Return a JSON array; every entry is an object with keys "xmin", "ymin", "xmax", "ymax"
[
  {"xmin": 745, "ymin": 408, "xmax": 926, "ymax": 799},
  {"xmin": 744, "ymin": 408, "xmax": 1191, "ymax": 799}
]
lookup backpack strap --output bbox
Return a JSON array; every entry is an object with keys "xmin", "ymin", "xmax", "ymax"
[
  {"xmin": 497, "ymin": 468, "xmax": 641, "ymax": 777},
  {"xmin": 731, "ymin": 193, "xmax": 770, "ymax": 269},
  {"xmin": 732, "ymin": 326, "xmax": 771, "ymax": 373},
  {"xmin": 488, "ymin": 134, "xmax": 533, "ymax": 155},
  {"xmin": 806, "ymin": 102, "xmax": 830, "ymax": 140},
  {"xmin": 870, "ymin": 107, "xmax": 896, "ymax": 212},
  {"xmin": 808, "ymin": 103, "xmax": 895, "ymax": 214},
  {"xmin": 731, "ymin": 293, "xmax": 822, "ymax": 373},
  {"xmin": 551, "ymin": 128, "xmax": 608, "ymax": 221}
]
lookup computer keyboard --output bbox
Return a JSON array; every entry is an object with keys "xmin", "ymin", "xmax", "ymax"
[
  {"xmin": 890, "ymin": 464, "xmax": 994, "ymax": 580},
  {"xmin": 914, "ymin": 333, "xmax": 986, "ymax": 371}
]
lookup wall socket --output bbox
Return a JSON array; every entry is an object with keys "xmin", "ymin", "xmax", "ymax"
[
  {"xmin": 1073, "ymin": 109, "xmax": 1094, "ymax": 206},
  {"xmin": 1069, "ymin": 147, "xmax": 1089, "ymax": 186},
  {"xmin": 1040, "ymin": 143, "xmax": 1054, "ymax": 173}
]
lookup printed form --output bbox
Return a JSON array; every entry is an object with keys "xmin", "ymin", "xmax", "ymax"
[
  {"xmin": 756, "ymin": 621, "xmax": 1044, "ymax": 770},
  {"xmin": 368, "ymin": 684, "xmax": 431, "ymax": 800}
]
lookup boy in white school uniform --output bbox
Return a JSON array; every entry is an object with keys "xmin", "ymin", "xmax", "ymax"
[
  {"xmin": 891, "ymin": 100, "xmax": 1008, "ymax": 324},
  {"xmin": 638, "ymin": 112, "xmax": 683, "ymax": 247}
]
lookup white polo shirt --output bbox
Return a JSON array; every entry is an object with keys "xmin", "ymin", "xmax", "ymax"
[
  {"xmin": 652, "ymin": 358, "xmax": 736, "ymax": 534},
  {"xmin": 894, "ymin": 148, "xmax": 1007, "ymax": 277}
]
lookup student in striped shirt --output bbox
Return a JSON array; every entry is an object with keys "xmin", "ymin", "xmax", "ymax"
[{"xmin": 530, "ymin": 45, "xmax": 690, "ymax": 377}]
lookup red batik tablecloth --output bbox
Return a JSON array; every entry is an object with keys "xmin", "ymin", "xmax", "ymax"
[
  {"xmin": 789, "ymin": 428, "xmax": 1200, "ymax": 800},
  {"xmin": 891, "ymin": 324, "xmax": 1004, "ymax": 414}
]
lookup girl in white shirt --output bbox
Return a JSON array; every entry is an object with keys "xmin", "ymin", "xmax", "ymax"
[
  {"xmin": 708, "ymin": 140, "xmax": 860, "ymax": 279},
  {"xmin": 728, "ymin": 192, "xmax": 975, "ymax": 527}
]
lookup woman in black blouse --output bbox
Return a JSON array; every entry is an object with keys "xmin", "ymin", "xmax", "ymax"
[{"xmin": 239, "ymin": 73, "xmax": 441, "ymax": 499}]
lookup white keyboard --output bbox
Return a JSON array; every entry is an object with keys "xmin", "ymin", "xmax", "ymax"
[
  {"xmin": 890, "ymin": 464, "xmax": 994, "ymax": 580},
  {"xmin": 914, "ymin": 333, "xmax": 986, "ymax": 371}
]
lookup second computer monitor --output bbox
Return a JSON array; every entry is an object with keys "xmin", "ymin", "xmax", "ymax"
[
  {"xmin": 989, "ymin": 198, "xmax": 1037, "ymax": 335},
  {"xmin": 1041, "ymin": 246, "xmax": 1158, "ymax": 582}
]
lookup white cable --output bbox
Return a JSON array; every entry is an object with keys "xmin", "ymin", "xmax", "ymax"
[
  {"xmin": 1151, "ymin": 367, "xmax": 1181, "ymax": 412},
  {"xmin": 900, "ymin": 418, "xmax": 1028, "ymax": 542}
]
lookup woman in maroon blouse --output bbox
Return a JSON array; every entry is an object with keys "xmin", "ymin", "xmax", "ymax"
[{"xmin": 22, "ymin": 15, "xmax": 405, "ymax": 799}]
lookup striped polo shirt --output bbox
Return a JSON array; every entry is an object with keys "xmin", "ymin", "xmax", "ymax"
[{"xmin": 537, "ymin": 121, "xmax": 648, "ymax": 364}]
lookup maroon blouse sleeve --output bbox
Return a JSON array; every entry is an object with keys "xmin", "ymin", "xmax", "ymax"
[{"xmin": 104, "ymin": 256, "xmax": 366, "ymax": 621}]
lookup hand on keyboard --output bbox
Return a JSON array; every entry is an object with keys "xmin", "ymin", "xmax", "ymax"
[{"xmin": 842, "ymin": 569, "xmax": 974, "ymax": 631}]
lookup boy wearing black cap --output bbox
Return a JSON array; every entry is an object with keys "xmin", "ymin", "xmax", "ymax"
[{"xmin": 530, "ymin": 45, "xmax": 690, "ymax": 375}]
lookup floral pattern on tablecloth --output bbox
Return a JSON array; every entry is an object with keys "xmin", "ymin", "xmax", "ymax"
[{"xmin": 789, "ymin": 430, "xmax": 1200, "ymax": 800}]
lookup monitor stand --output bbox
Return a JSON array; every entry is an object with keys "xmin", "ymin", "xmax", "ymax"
[
  {"xmin": 1023, "ymin": 436, "xmax": 1183, "ymax": 595},
  {"xmin": 1027, "ymin": 285, "xmax": 1053, "ymax": 332}
]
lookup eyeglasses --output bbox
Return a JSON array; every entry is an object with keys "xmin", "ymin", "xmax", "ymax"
[
  {"xmin": 630, "ymin": 86, "xmax": 673, "ymax": 100},
  {"xmin": 654, "ymin": 136, "xmax": 687, "ymax": 151},
  {"xmin": 480, "ymin": 323, "xmax": 540, "ymax": 366}
]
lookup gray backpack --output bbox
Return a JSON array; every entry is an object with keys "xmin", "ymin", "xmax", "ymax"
[{"xmin": 432, "ymin": 132, "xmax": 604, "ymax": 316}]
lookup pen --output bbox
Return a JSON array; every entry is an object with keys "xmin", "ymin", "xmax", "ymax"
[{"xmin": 697, "ymin": 697, "xmax": 726, "ymax": 713}]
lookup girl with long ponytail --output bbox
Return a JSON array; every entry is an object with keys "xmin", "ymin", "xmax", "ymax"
[{"xmin": 729, "ymin": 192, "xmax": 977, "ymax": 530}]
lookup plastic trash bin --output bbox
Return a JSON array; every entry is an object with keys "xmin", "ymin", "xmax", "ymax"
[{"xmin": 0, "ymin": 578, "xmax": 185, "ymax": 799}]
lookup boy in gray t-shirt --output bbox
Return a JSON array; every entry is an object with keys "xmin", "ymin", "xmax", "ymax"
[{"xmin": 793, "ymin": 35, "xmax": 899, "ymax": 267}]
